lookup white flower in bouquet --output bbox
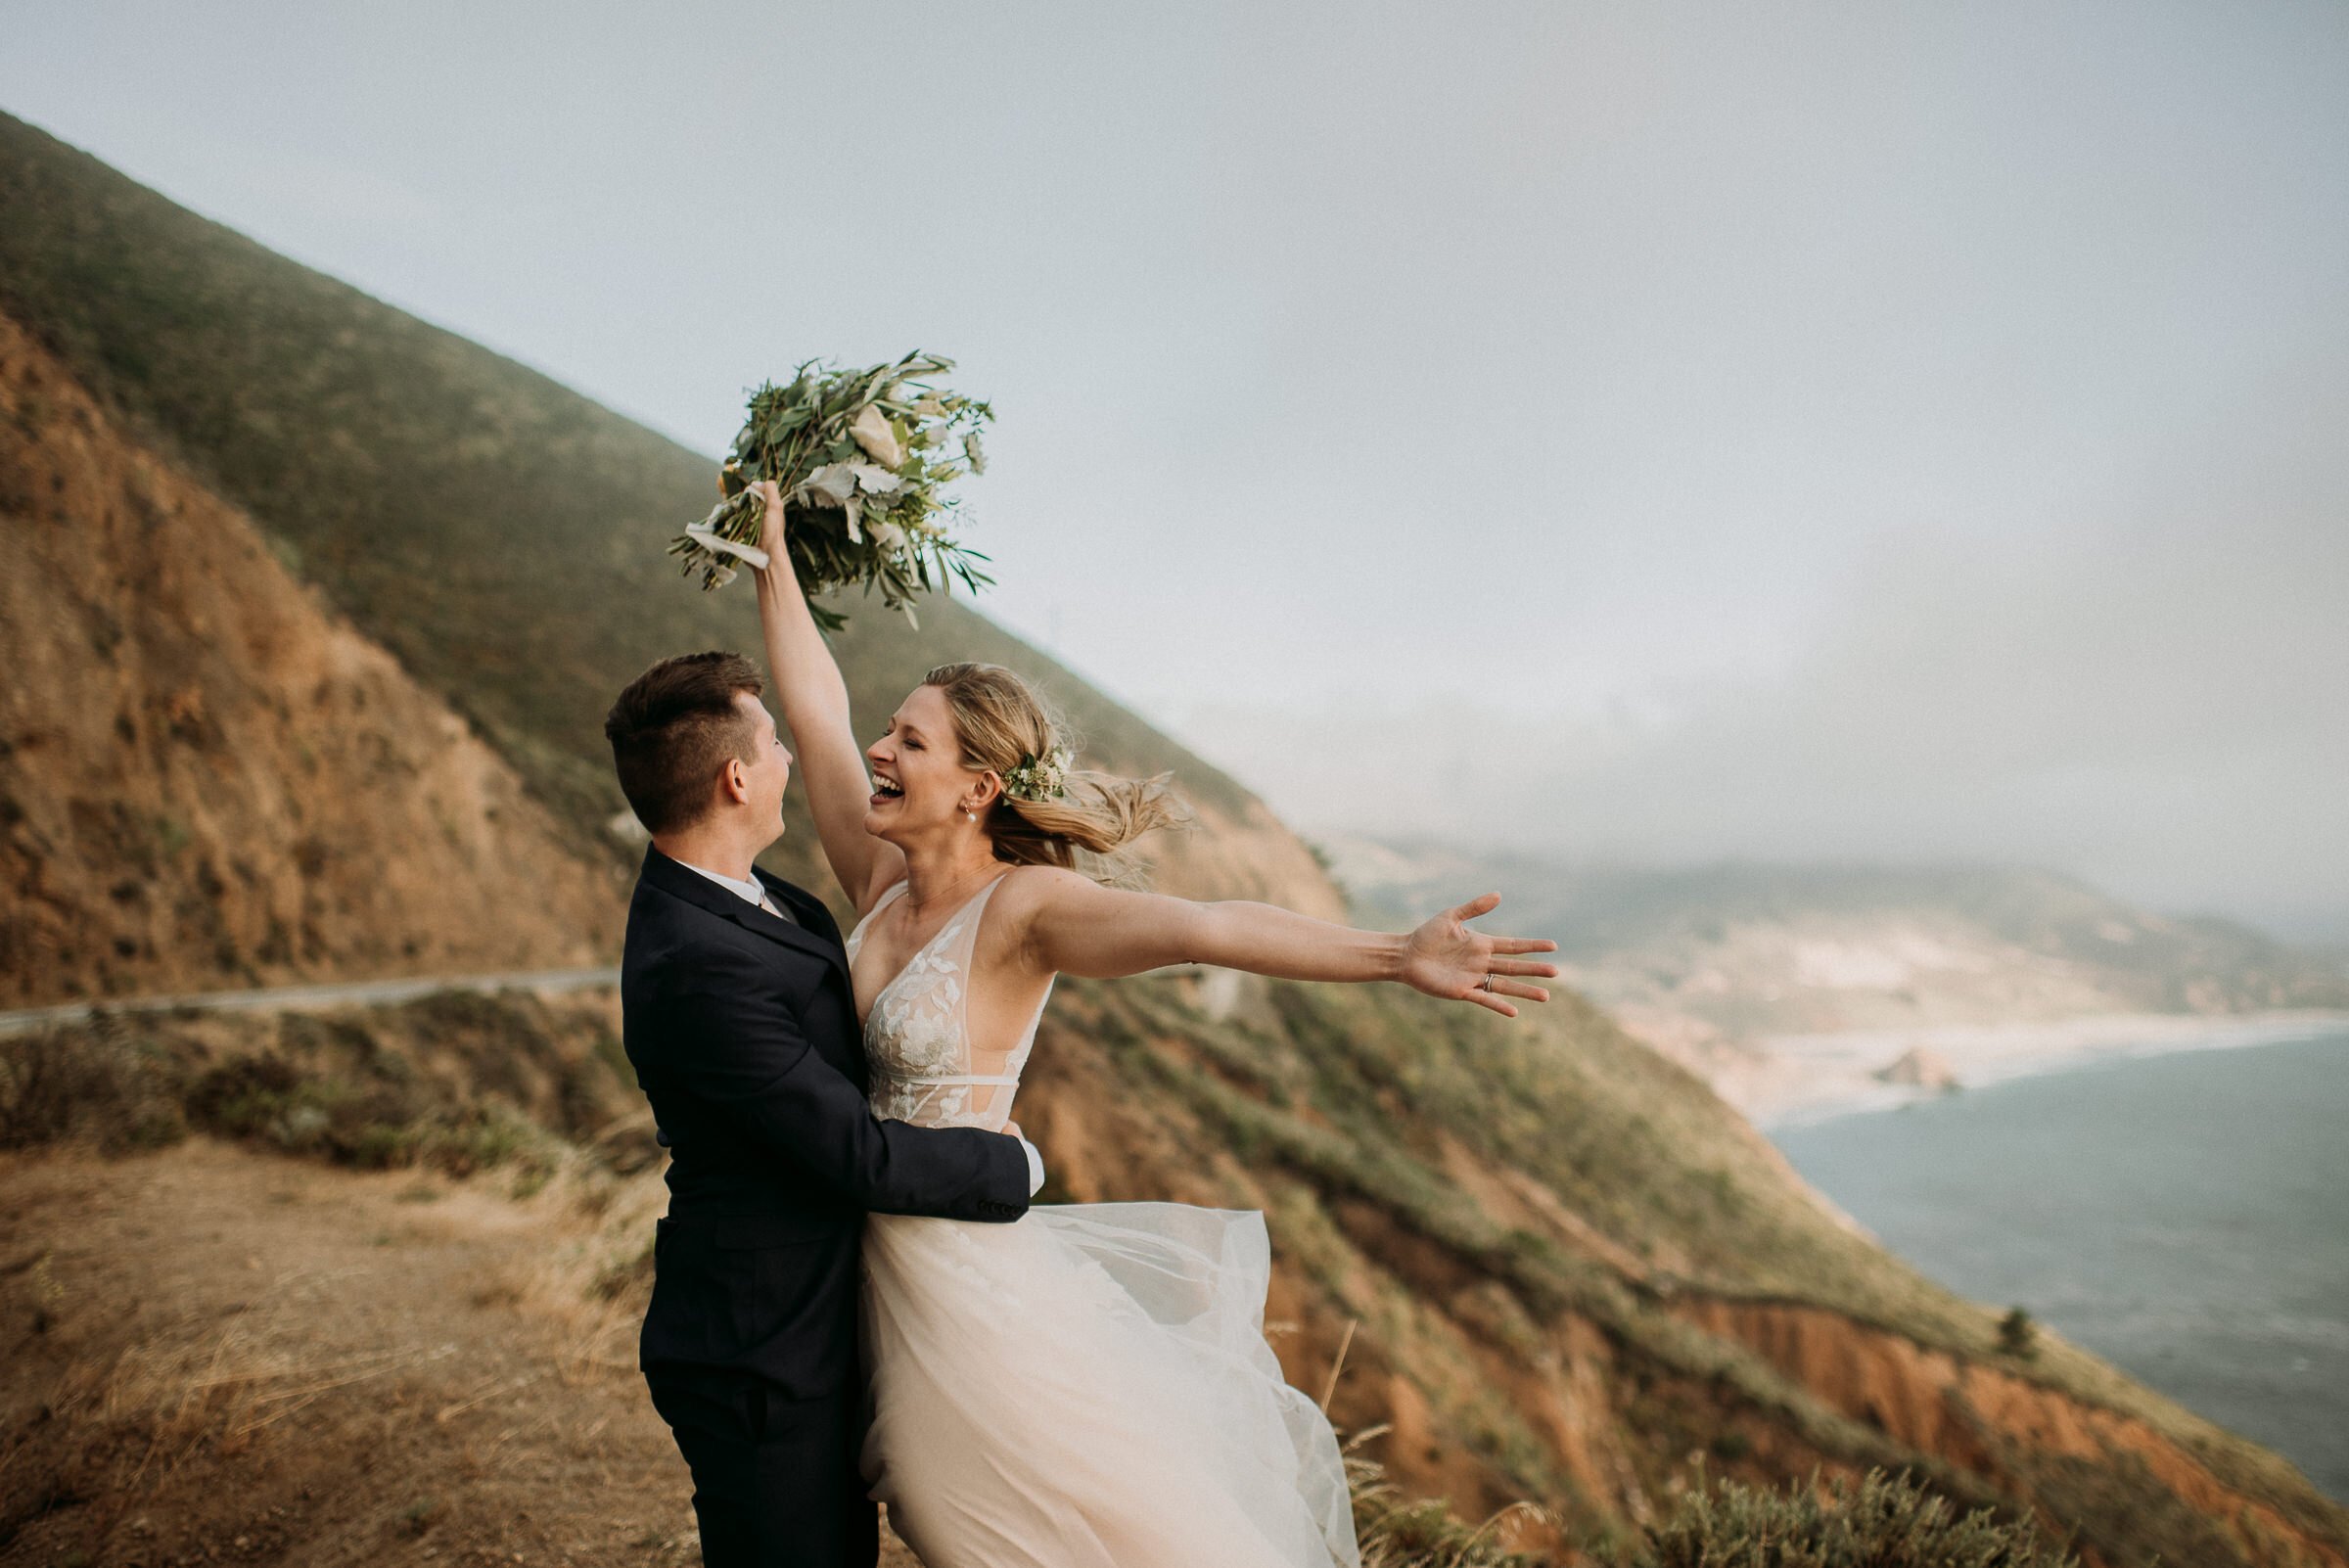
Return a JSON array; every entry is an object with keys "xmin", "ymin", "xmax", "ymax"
[
  {"xmin": 663, "ymin": 350, "xmax": 996, "ymax": 632},
  {"xmin": 849, "ymin": 404, "xmax": 907, "ymax": 468}
]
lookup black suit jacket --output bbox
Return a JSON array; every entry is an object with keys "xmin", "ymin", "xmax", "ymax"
[{"xmin": 621, "ymin": 844, "xmax": 1030, "ymax": 1402}]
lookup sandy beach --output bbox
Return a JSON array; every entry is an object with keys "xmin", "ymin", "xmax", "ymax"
[{"xmin": 1724, "ymin": 1008, "xmax": 2349, "ymax": 1128}]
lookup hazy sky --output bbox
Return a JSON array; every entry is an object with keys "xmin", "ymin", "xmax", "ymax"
[{"xmin": 7, "ymin": 2, "xmax": 2345, "ymax": 935}]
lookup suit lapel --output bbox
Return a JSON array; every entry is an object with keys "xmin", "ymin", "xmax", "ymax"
[
  {"xmin": 640, "ymin": 847, "xmax": 853, "ymax": 994},
  {"xmin": 754, "ymin": 867, "xmax": 845, "ymax": 946}
]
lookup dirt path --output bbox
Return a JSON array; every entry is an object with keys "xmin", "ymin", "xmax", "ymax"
[{"xmin": 0, "ymin": 1138, "xmax": 916, "ymax": 1567}]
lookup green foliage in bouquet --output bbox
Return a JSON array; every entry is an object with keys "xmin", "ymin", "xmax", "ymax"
[{"xmin": 667, "ymin": 349, "xmax": 994, "ymax": 630}]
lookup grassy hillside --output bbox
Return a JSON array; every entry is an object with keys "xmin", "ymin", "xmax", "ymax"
[
  {"xmin": 0, "ymin": 112, "xmax": 1271, "ymax": 917},
  {"xmin": 6, "ymin": 108, "xmax": 2346, "ymax": 1565}
]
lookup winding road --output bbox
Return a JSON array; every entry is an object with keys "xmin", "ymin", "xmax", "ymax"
[{"xmin": 0, "ymin": 965, "xmax": 622, "ymax": 1037}]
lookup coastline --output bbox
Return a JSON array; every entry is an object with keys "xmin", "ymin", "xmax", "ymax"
[{"xmin": 1731, "ymin": 1008, "xmax": 2349, "ymax": 1130}]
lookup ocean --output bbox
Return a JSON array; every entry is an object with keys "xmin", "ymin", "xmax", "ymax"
[{"xmin": 1768, "ymin": 1025, "xmax": 2349, "ymax": 1505}]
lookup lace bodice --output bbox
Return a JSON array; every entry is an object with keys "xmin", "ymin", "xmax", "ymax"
[{"xmin": 846, "ymin": 873, "xmax": 1053, "ymax": 1130}]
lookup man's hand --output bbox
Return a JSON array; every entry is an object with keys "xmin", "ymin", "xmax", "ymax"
[
  {"xmin": 1398, "ymin": 893, "xmax": 1560, "ymax": 1018},
  {"xmin": 1002, "ymin": 1122, "xmax": 1046, "ymax": 1197}
]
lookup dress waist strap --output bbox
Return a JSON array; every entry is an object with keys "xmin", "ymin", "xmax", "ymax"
[{"xmin": 871, "ymin": 1070, "xmax": 1023, "ymax": 1086}]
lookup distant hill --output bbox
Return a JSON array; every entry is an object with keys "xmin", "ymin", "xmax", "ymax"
[
  {"xmin": 6, "ymin": 110, "xmax": 2345, "ymax": 1564},
  {"xmin": 1326, "ymin": 836, "xmax": 2349, "ymax": 1079}
]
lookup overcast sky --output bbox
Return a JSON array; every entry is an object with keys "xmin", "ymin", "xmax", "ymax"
[{"xmin": 7, "ymin": 2, "xmax": 2345, "ymax": 936}]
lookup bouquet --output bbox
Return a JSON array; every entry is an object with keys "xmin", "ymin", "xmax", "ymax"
[{"xmin": 667, "ymin": 350, "xmax": 994, "ymax": 630}]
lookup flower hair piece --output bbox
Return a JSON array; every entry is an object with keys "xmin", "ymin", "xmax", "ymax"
[{"xmin": 1000, "ymin": 747, "xmax": 1073, "ymax": 803}]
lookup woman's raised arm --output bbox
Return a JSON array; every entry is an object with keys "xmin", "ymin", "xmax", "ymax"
[
  {"xmin": 1011, "ymin": 867, "xmax": 1560, "ymax": 1017},
  {"xmin": 748, "ymin": 480, "xmax": 907, "ymax": 912}
]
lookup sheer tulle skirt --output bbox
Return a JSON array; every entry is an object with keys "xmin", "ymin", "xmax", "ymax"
[{"xmin": 859, "ymin": 1202, "xmax": 1360, "ymax": 1568}]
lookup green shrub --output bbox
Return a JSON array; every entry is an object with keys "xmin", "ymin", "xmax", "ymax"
[
  {"xmin": 185, "ymin": 1050, "xmax": 558, "ymax": 1181},
  {"xmin": 1, "ymin": 1017, "xmax": 187, "ymax": 1152},
  {"xmin": 185, "ymin": 1052, "xmax": 302, "ymax": 1138},
  {"xmin": 185, "ymin": 1053, "xmax": 419, "ymax": 1161},
  {"xmin": 1637, "ymin": 1466, "xmax": 2075, "ymax": 1568},
  {"xmin": 348, "ymin": 1123, "xmax": 416, "ymax": 1169},
  {"xmin": 406, "ymin": 1104, "xmax": 553, "ymax": 1179}
]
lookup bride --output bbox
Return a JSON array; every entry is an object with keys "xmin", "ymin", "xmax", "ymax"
[{"xmin": 742, "ymin": 481, "xmax": 1560, "ymax": 1567}]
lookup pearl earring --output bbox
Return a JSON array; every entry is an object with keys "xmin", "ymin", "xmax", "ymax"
[{"xmin": 966, "ymin": 809, "xmax": 976, "ymax": 822}]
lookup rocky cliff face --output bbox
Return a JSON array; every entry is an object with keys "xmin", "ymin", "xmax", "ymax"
[
  {"xmin": 0, "ymin": 309, "xmax": 622, "ymax": 1005},
  {"xmin": 1677, "ymin": 1296, "xmax": 2346, "ymax": 1568}
]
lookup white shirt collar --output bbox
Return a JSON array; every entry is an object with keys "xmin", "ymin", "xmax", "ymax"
[{"xmin": 672, "ymin": 855, "xmax": 770, "ymax": 908}]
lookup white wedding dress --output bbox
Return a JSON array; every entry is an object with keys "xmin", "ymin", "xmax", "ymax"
[{"xmin": 847, "ymin": 871, "xmax": 1360, "ymax": 1568}]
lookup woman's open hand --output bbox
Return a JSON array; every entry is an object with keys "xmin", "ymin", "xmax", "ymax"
[{"xmin": 1398, "ymin": 893, "xmax": 1560, "ymax": 1017}]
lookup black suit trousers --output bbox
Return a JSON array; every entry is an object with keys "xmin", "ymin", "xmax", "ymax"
[{"xmin": 646, "ymin": 1365, "xmax": 877, "ymax": 1568}]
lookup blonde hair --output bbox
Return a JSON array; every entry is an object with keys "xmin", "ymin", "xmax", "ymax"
[{"xmin": 921, "ymin": 662, "xmax": 1192, "ymax": 885}]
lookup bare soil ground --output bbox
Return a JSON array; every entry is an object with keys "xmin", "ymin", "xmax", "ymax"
[{"xmin": 0, "ymin": 1137, "xmax": 918, "ymax": 1567}]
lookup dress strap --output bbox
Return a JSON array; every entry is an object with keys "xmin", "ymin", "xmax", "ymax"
[
  {"xmin": 846, "ymin": 877, "xmax": 913, "ymax": 955},
  {"xmin": 870, "ymin": 1071, "xmax": 1024, "ymax": 1086},
  {"xmin": 943, "ymin": 871, "xmax": 1013, "ymax": 965}
]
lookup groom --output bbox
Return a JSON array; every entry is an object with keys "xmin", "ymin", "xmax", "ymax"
[{"xmin": 606, "ymin": 651, "xmax": 1041, "ymax": 1568}]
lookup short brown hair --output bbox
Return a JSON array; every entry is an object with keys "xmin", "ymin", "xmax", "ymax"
[{"xmin": 604, "ymin": 652, "xmax": 765, "ymax": 836}]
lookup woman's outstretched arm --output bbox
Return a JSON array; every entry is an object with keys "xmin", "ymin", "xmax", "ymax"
[
  {"xmin": 1011, "ymin": 867, "xmax": 1560, "ymax": 1017},
  {"xmin": 747, "ymin": 480, "xmax": 906, "ymax": 912}
]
